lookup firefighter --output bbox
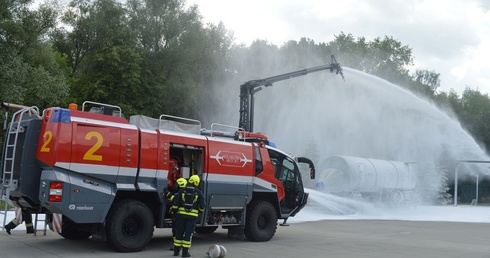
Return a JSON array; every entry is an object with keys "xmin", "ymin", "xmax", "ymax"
[
  {"xmin": 167, "ymin": 177, "xmax": 188, "ymax": 251},
  {"xmin": 163, "ymin": 177, "xmax": 187, "ymax": 203},
  {"xmin": 165, "ymin": 177, "xmax": 187, "ymax": 203},
  {"xmin": 167, "ymin": 158, "xmax": 181, "ymax": 190},
  {"xmin": 4, "ymin": 208, "xmax": 34, "ymax": 235},
  {"xmin": 171, "ymin": 175, "xmax": 206, "ymax": 257}
]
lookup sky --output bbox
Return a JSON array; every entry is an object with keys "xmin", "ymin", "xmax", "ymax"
[{"xmin": 185, "ymin": 0, "xmax": 490, "ymax": 96}]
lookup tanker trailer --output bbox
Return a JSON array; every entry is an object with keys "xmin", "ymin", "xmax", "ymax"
[{"xmin": 315, "ymin": 155, "xmax": 417, "ymax": 205}]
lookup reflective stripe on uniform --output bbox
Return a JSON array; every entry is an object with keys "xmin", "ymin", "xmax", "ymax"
[
  {"xmin": 174, "ymin": 239, "xmax": 183, "ymax": 247},
  {"xmin": 177, "ymin": 207, "xmax": 199, "ymax": 217},
  {"xmin": 182, "ymin": 240, "xmax": 192, "ymax": 248}
]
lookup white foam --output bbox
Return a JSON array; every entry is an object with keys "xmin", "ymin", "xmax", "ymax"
[{"xmin": 289, "ymin": 188, "xmax": 490, "ymax": 223}]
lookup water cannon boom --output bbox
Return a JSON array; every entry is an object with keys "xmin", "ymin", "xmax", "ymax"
[{"xmin": 239, "ymin": 55, "xmax": 344, "ymax": 132}]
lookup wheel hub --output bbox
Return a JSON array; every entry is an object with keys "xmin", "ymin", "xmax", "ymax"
[{"xmin": 122, "ymin": 216, "xmax": 140, "ymax": 237}]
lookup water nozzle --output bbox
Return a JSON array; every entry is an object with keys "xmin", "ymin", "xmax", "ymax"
[{"xmin": 330, "ymin": 55, "xmax": 345, "ymax": 81}]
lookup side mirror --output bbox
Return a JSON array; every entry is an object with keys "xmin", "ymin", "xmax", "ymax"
[{"xmin": 295, "ymin": 157, "xmax": 315, "ymax": 180}]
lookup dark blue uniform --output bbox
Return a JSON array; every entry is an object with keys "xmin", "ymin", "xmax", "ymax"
[
  {"xmin": 171, "ymin": 185, "xmax": 205, "ymax": 257},
  {"xmin": 5, "ymin": 209, "xmax": 33, "ymax": 234},
  {"xmin": 164, "ymin": 177, "xmax": 187, "ymax": 251}
]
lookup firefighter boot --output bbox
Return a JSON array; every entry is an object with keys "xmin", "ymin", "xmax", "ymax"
[
  {"xmin": 4, "ymin": 221, "xmax": 16, "ymax": 235},
  {"xmin": 26, "ymin": 223, "xmax": 34, "ymax": 234},
  {"xmin": 181, "ymin": 248, "xmax": 191, "ymax": 257},
  {"xmin": 173, "ymin": 247, "xmax": 180, "ymax": 256}
]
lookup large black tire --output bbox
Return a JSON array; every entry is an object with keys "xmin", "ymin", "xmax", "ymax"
[
  {"xmin": 59, "ymin": 218, "xmax": 92, "ymax": 240},
  {"xmin": 105, "ymin": 200, "xmax": 154, "ymax": 252},
  {"xmin": 195, "ymin": 226, "xmax": 218, "ymax": 234},
  {"xmin": 244, "ymin": 201, "xmax": 277, "ymax": 242}
]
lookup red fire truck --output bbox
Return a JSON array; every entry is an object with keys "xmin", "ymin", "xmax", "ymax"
[
  {"xmin": 1, "ymin": 101, "xmax": 315, "ymax": 252},
  {"xmin": 1, "ymin": 55, "xmax": 343, "ymax": 252}
]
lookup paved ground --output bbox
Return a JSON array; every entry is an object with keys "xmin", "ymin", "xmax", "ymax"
[{"xmin": 1, "ymin": 220, "xmax": 490, "ymax": 258}]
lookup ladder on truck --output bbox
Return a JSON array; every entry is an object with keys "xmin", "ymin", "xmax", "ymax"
[
  {"xmin": 0, "ymin": 106, "xmax": 40, "ymax": 232},
  {"xmin": 34, "ymin": 213, "xmax": 48, "ymax": 236}
]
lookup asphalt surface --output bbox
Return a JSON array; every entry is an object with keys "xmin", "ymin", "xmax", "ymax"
[{"xmin": 1, "ymin": 220, "xmax": 490, "ymax": 258}]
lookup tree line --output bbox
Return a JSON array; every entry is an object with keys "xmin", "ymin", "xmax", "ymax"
[{"xmin": 1, "ymin": 0, "xmax": 489, "ymax": 155}]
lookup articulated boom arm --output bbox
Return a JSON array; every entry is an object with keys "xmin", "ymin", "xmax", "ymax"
[{"xmin": 238, "ymin": 55, "xmax": 344, "ymax": 132}]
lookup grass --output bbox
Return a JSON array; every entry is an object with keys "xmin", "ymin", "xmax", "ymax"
[{"xmin": 0, "ymin": 200, "xmax": 13, "ymax": 210}]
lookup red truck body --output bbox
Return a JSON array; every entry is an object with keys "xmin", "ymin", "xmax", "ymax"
[{"xmin": 1, "ymin": 101, "xmax": 313, "ymax": 252}]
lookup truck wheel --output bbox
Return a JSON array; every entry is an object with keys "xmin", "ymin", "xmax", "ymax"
[
  {"xmin": 105, "ymin": 200, "xmax": 154, "ymax": 252},
  {"xmin": 195, "ymin": 226, "xmax": 218, "ymax": 234},
  {"xmin": 244, "ymin": 200, "xmax": 277, "ymax": 242},
  {"xmin": 59, "ymin": 218, "xmax": 92, "ymax": 240}
]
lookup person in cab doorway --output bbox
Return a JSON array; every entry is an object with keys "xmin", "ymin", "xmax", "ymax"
[
  {"xmin": 166, "ymin": 177, "xmax": 188, "ymax": 251},
  {"xmin": 165, "ymin": 177, "xmax": 188, "ymax": 204},
  {"xmin": 5, "ymin": 208, "xmax": 34, "ymax": 235},
  {"xmin": 171, "ymin": 175, "xmax": 206, "ymax": 257},
  {"xmin": 167, "ymin": 158, "xmax": 182, "ymax": 190}
]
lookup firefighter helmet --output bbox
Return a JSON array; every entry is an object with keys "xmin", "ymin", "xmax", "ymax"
[
  {"xmin": 188, "ymin": 175, "xmax": 200, "ymax": 186},
  {"xmin": 176, "ymin": 177, "xmax": 187, "ymax": 188}
]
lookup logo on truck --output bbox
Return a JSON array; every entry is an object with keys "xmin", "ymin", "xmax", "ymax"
[
  {"xmin": 69, "ymin": 204, "xmax": 94, "ymax": 211},
  {"xmin": 211, "ymin": 151, "xmax": 252, "ymax": 167}
]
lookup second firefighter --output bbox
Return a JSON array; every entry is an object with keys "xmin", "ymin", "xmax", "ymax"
[{"xmin": 171, "ymin": 175, "xmax": 206, "ymax": 257}]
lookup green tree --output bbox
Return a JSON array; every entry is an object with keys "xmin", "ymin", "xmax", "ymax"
[
  {"xmin": 410, "ymin": 69, "xmax": 441, "ymax": 96},
  {"xmin": 193, "ymin": 21, "xmax": 236, "ymax": 126},
  {"xmin": 329, "ymin": 32, "xmax": 413, "ymax": 87},
  {"xmin": 0, "ymin": 0, "xmax": 69, "ymax": 145},
  {"xmin": 458, "ymin": 88, "xmax": 490, "ymax": 152},
  {"xmin": 280, "ymin": 38, "xmax": 331, "ymax": 67},
  {"xmin": 328, "ymin": 32, "xmax": 369, "ymax": 70},
  {"xmin": 52, "ymin": 0, "xmax": 98, "ymax": 74},
  {"xmin": 52, "ymin": 0, "xmax": 235, "ymax": 119},
  {"xmin": 0, "ymin": 0, "xmax": 69, "ymax": 108},
  {"xmin": 434, "ymin": 89, "xmax": 463, "ymax": 117},
  {"xmin": 0, "ymin": 53, "xmax": 28, "ymax": 104},
  {"xmin": 89, "ymin": 45, "xmax": 143, "ymax": 115},
  {"xmin": 126, "ymin": 0, "xmax": 233, "ymax": 118},
  {"xmin": 367, "ymin": 35, "xmax": 413, "ymax": 85},
  {"xmin": 54, "ymin": 0, "xmax": 143, "ymax": 114}
]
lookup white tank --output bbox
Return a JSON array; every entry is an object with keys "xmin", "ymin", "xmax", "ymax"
[{"xmin": 316, "ymin": 155, "xmax": 416, "ymax": 193}]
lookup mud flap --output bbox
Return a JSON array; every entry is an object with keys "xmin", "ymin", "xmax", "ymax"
[
  {"xmin": 91, "ymin": 224, "xmax": 107, "ymax": 242},
  {"xmin": 227, "ymin": 225, "xmax": 246, "ymax": 240}
]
